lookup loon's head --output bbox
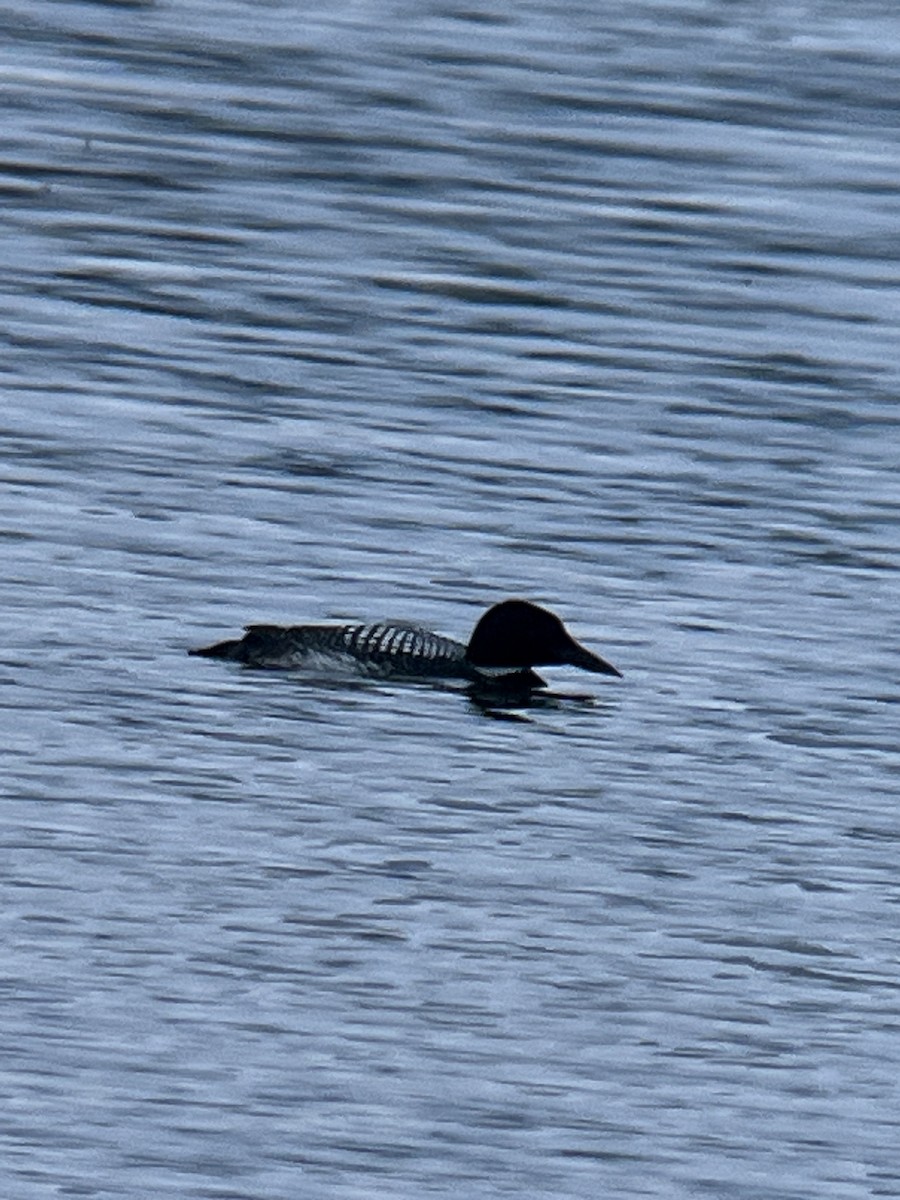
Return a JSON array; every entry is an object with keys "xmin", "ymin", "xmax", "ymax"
[{"xmin": 466, "ymin": 600, "xmax": 621, "ymax": 677}]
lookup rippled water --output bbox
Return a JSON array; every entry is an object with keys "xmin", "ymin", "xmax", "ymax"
[{"xmin": 3, "ymin": 2, "xmax": 899, "ymax": 1198}]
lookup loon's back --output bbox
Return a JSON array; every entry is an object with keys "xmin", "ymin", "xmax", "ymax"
[{"xmin": 190, "ymin": 620, "xmax": 473, "ymax": 679}]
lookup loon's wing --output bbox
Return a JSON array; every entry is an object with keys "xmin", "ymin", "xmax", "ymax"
[
  {"xmin": 317, "ymin": 622, "xmax": 471, "ymax": 678},
  {"xmin": 191, "ymin": 621, "xmax": 471, "ymax": 677}
]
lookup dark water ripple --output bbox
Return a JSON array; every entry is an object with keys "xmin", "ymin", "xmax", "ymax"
[{"xmin": 2, "ymin": 2, "xmax": 900, "ymax": 1199}]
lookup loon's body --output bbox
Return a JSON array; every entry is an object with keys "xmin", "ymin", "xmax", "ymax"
[
  {"xmin": 190, "ymin": 599, "xmax": 621, "ymax": 689},
  {"xmin": 193, "ymin": 620, "xmax": 474, "ymax": 679}
]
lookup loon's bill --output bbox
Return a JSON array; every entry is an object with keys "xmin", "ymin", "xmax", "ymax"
[{"xmin": 189, "ymin": 599, "xmax": 621, "ymax": 689}]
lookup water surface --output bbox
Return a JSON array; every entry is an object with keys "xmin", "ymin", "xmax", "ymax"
[{"xmin": 2, "ymin": 2, "xmax": 899, "ymax": 1198}]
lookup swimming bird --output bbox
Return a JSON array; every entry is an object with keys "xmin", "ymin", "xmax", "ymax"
[{"xmin": 189, "ymin": 599, "xmax": 621, "ymax": 691}]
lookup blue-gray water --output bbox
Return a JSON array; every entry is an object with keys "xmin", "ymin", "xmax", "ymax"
[{"xmin": 2, "ymin": 2, "xmax": 899, "ymax": 1197}]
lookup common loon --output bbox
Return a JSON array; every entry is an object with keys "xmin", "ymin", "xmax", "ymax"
[{"xmin": 189, "ymin": 599, "xmax": 621, "ymax": 690}]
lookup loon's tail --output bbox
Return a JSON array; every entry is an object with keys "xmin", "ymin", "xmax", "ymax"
[{"xmin": 189, "ymin": 638, "xmax": 243, "ymax": 659}]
